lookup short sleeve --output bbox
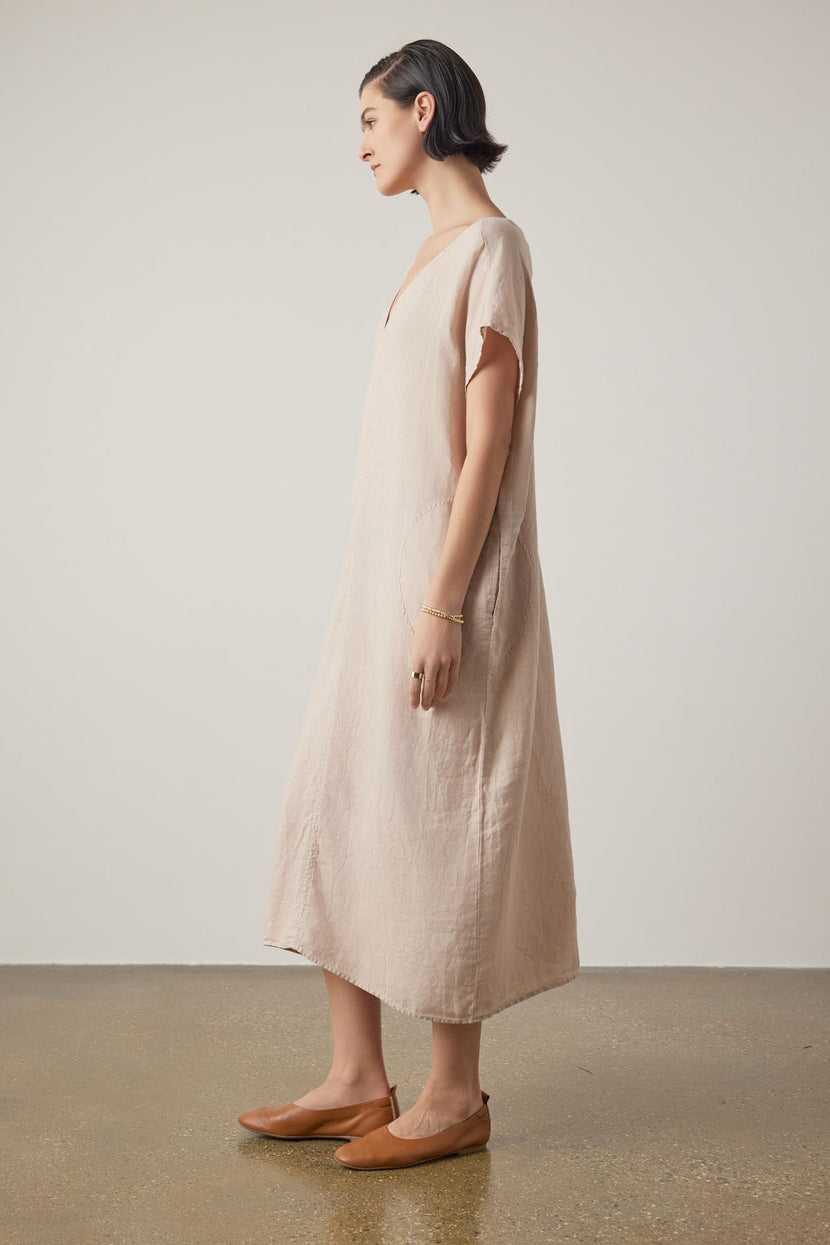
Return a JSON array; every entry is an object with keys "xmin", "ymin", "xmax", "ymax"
[{"xmin": 464, "ymin": 223, "xmax": 529, "ymax": 402}]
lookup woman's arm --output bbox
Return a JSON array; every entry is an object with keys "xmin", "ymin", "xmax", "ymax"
[
  {"xmin": 410, "ymin": 326, "xmax": 519, "ymax": 710},
  {"xmin": 428, "ymin": 327, "xmax": 518, "ymax": 613}
]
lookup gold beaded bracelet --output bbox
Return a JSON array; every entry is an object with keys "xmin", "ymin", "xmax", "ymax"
[{"xmin": 422, "ymin": 603, "xmax": 464, "ymax": 624}]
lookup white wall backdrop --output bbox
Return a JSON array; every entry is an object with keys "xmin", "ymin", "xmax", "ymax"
[{"xmin": 2, "ymin": 1, "xmax": 828, "ymax": 968}]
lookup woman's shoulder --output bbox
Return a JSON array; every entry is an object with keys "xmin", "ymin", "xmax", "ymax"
[
  {"xmin": 475, "ymin": 216, "xmax": 532, "ymax": 272},
  {"xmin": 477, "ymin": 215, "xmax": 527, "ymax": 239},
  {"xmin": 476, "ymin": 215, "xmax": 530, "ymax": 253}
]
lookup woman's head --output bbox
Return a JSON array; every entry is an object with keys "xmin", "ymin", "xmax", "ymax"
[{"xmin": 358, "ymin": 39, "xmax": 508, "ymax": 197}]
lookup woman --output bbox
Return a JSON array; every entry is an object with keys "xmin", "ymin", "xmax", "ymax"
[{"xmin": 239, "ymin": 38, "xmax": 579, "ymax": 1170}]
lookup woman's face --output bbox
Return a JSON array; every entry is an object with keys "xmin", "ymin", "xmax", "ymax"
[{"xmin": 358, "ymin": 82, "xmax": 432, "ymax": 196}]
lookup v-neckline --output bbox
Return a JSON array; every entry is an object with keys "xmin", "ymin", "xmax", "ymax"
[{"xmin": 381, "ymin": 216, "xmax": 510, "ymax": 331}]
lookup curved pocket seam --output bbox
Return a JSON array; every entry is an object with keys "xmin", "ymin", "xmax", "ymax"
[{"xmin": 492, "ymin": 530, "xmax": 534, "ymax": 669}]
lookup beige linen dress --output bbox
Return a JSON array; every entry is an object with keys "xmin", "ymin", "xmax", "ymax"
[{"xmin": 263, "ymin": 215, "xmax": 579, "ymax": 1023}]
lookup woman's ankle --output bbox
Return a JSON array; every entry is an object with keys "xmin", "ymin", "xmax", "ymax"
[
  {"xmin": 324, "ymin": 1070, "xmax": 392, "ymax": 1096},
  {"xmin": 420, "ymin": 1079, "xmax": 481, "ymax": 1104}
]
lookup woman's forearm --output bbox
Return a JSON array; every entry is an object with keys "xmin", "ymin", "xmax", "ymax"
[{"xmin": 427, "ymin": 435, "xmax": 511, "ymax": 615}]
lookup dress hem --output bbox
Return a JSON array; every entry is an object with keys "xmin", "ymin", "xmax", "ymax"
[{"xmin": 262, "ymin": 936, "xmax": 579, "ymax": 1024}]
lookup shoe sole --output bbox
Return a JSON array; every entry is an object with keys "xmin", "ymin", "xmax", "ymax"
[
  {"xmin": 334, "ymin": 1143, "xmax": 489, "ymax": 1169},
  {"xmin": 239, "ymin": 1124, "xmax": 366, "ymax": 1140}
]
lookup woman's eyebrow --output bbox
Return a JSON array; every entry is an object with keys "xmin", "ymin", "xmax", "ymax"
[{"xmin": 360, "ymin": 108, "xmax": 377, "ymax": 123}]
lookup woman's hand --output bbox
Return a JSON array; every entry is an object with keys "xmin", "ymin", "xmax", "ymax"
[{"xmin": 409, "ymin": 612, "xmax": 462, "ymax": 710}]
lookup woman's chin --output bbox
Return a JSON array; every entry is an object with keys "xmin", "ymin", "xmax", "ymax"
[{"xmin": 376, "ymin": 178, "xmax": 412, "ymax": 199}]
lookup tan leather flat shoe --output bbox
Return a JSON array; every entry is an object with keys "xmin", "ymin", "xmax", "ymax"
[
  {"xmin": 237, "ymin": 1085, "xmax": 400, "ymax": 1141},
  {"xmin": 332, "ymin": 1091, "xmax": 490, "ymax": 1169}
]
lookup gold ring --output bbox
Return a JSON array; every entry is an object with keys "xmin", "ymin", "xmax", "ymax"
[{"xmin": 410, "ymin": 670, "xmax": 424, "ymax": 680}]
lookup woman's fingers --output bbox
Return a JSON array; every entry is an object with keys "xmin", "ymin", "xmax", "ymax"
[
  {"xmin": 418, "ymin": 661, "xmax": 453, "ymax": 710},
  {"xmin": 410, "ymin": 618, "xmax": 462, "ymax": 709},
  {"xmin": 409, "ymin": 667, "xmax": 424, "ymax": 709},
  {"xmin": 433, "ymin": 663, "xmax": 451, "ymax": 705},
  {"xmin": 420, "ymin": 669, "xmax": 438, "ymax": 710}
]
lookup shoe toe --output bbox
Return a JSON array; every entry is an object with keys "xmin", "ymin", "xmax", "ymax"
[
  {"xmin": 238, "ymin": 1106, "xmax": 278, "ymax": 1132},
  {"xmin": 332, "ymin": 1136, "xmax": 371, "ymax": 1166}
]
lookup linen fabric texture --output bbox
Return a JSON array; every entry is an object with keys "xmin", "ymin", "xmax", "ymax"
[{"xmin": 263, "ymin": 216, "xmax": 579, "ymax": 1023}]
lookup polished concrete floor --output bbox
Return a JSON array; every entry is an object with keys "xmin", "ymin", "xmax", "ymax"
[{"xmin": 2, "ymin": 966, "xmax": 827, "ymax": 1243}]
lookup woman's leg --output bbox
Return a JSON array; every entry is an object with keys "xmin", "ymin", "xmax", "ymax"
[
  {"xmin": 292, "ymin": 969, "xmax": 394, "ymax": 1108},
  {"xmin": 387, "ymin": 1019, "xmax": 483, "ymax": 1138}
]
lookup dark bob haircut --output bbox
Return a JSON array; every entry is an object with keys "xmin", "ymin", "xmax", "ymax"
[{"xmin": 359, "ymin": 38, "xmax": 508, "ymax": 195}]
